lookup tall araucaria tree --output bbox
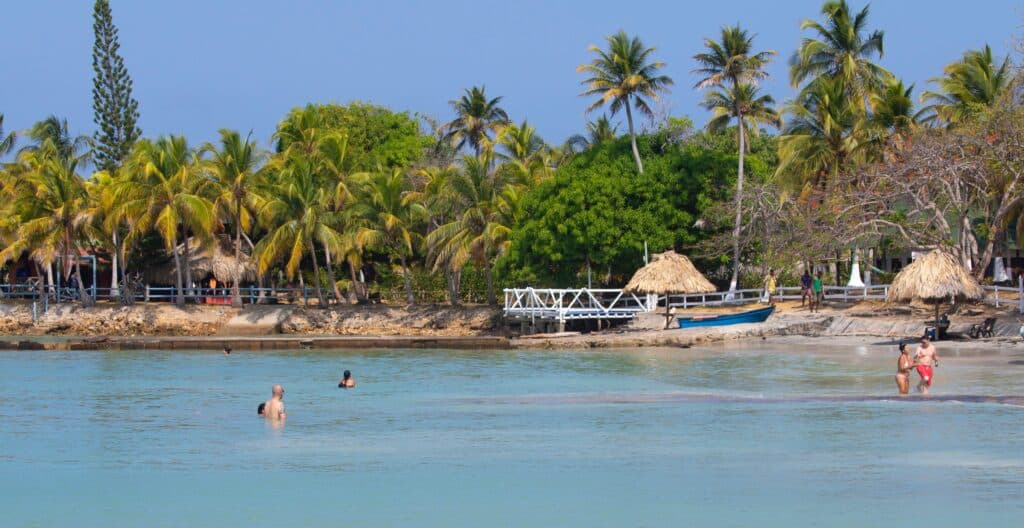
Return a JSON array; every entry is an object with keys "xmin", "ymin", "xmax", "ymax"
[
  {"xmin": 694, "ymin": 25, "xmax": 777, "ymax": 294},
  {"xmin": 578, "ymin": 31, "xmax": 673, "ymax": 174},
  {"xmin": 91, "ymin": 0, "xmax": 141, "ymax": 173}
]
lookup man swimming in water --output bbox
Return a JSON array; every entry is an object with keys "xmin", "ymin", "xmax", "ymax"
[
  {"xmin": 338, "ymin": 370, "xmax": 356, "ymax": 388},
  {"xmin": 262, "ymin": 384, "xmax": 287, "ymax": 421},
  {"xmin": 913, "ymin": 337, "xmax": 940, "ymax": 394}
]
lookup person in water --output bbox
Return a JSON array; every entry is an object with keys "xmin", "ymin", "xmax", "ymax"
[
  {"xmin": 338, "ymin": 370, "xmax": 356, "ymax": 388},
  {"xmin": 257, "ymin": 402, "xmax": 266, "ymax": 415},
  {"xmin": 262, "ymin": 384, "xmax": 287, "ymax": 421},
  {"xmin": 895, "ymin": 343, "xmax": 913, "ymax": 395},
  {"xmin": 223, "ymin": 345, "xmax": 232, "ymax": 355},
  {"xmin": 913, "ymin": 337, "xmax": 940, "ymax": 394}
]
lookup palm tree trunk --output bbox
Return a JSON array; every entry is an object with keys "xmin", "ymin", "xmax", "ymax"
[
  {"xmin": 73, "ymin": 252, "xmax": 94, "ymax": 307},
  {"xmin": 728, "ymin": 118, "xmax": 746, "ymax": 293},
  {"xmin": 307, "ymin": 239, "xmax": 327, "ymax": 307},
  {"xmin": 322, "ymin": 242, "xmax": 344, "ymax": 303},
  {"xmin": 110, "ymin": 231, "xmax": 120, "ymax": 301},
  {"xmin": 446, "ymin": 267, "xmax": 460, "ymax": 306},
  {"xmin": 182, "ymin": 232, "xmax": 194, "ymax": 303},
  {"xmin": 348, "ymin": 259, "xmax": 366, "ymax": 304},
  {"xmin": 172, "ymin": 236, "xmax": 185, "ymax": 306},
  {"xmin": 231, "ymin": 202, "xmax": 243, "ymax": 308},
  {"xmin": 624, "ymin": 101, "xmax": 644, "ymax": 174},
  {"xmin": 399, "ymin": 256, "xmax": 415, "ymax": 305},
  {"xmin": 484, "ymin": 259, "xmax": 497, "ymax": 306}
]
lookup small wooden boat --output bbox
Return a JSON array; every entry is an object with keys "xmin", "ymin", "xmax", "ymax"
[{"xmin": 677, "ymin": 305, "xmax": 775, "ymax": 328}]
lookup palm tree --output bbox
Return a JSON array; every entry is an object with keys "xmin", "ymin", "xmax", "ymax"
[
  {"xmin": 0, "ymin": 114, "xmax": 15, "ymax": 157},
  {"xmin": 118, "ymin": 136, "xmax": 216, "ymax": 306},
  {"xmin": 776, "ymin": 76, "xmax": 869, "ymax": 189},
  {"xmin": 497, "ymin": 120, "xmax": 551, "ymax": 186},
  {"xmin": 256, "ymin": 153, "xmax": 343, "ymax": 308},
  {"xmin": 919, "ymin": 45, "xmax": 1012, "ymax": 127},
  {"xmin": 0, "ymin": 142, "xmax": 94, "ymax": 305},
  {"xmin": 577, "ymin": 30, "xmax": 673, "ymax": 174},
  {"xmin": 414, "ymin": 163, "xmax": 463, "ymax": 304},
  {"xmin": 204, "ymin": 129, "xmax": 265, "ymax": 307},
  {"xmin": 20, "ymin": 115, "xmax": 92, "ymax": 164},
  {"xmin": 427, "ymin": 153, "xmax": 513, "ymax": 305},
  {"xmin": 352, "ymin": 167, "xmax": 426, "ymax": 305},
  {"xmin": 702, "ymin": 83, "xmax": 781, "ymax": 291},
  {"xmin": 790, "ymin": 0, "xmax": 890, "ymax": 103},
  {"xmin": 566, "ymin": 115, "xmax": 620, "ymax": 153},
  {"xmin": 868, "ymin": 77, "xmax": 918, "ymax": 153},
  {"xmin": 440, "ymin": 86, "xmax": 510, "ymax": 156},
  {"xmin": 694, "ymin": 24, "xmax": 777, "ymax": 293}
]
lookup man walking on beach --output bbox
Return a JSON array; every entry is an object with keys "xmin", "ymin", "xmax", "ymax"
[
  {"xmin": 763, "ymin": 270, "xmax": 778, "ymax": 305},
  {"xmin": 811, "ymin": 271, "xmax": 823, "ymax": 313},
  {"xmin": 800, "ymin": 270, "xmax": 813, "ymax": 307},
  {"xmin": 263, "ymin": 384, "xmax": 287, "ymax": 421},
  {"xmin": 913, "ymin": 338, "xmax": 939, "ymax": 395}
]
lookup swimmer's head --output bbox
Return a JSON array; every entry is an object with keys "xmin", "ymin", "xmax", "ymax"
[
  {"xmin": 899, "ymin": 342, "xmax": 908, "ymax": 353},
  {"xmin": 257, "ymin": 402, "xmax": 265, "ymax": 415},
  {"xmin": 921, "ymin": 336, "xmax": 930, "ymax": 345},
  {"xmin": 272, "ymin": 384, "xmax": 284, "ymax": 398},
  {"xmin": 343, "ymin": 370, "xmax": 351, "ymax": 380}
]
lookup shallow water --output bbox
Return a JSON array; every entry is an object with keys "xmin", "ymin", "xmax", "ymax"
[{"xmin": 2, "ymin": 342, "xmax": 1023, "ymax": 527}]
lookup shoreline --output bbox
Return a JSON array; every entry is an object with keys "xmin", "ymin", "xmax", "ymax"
[{"xmin": 1, "ymin": 299, "xmax": 1022, "ymax": 351}]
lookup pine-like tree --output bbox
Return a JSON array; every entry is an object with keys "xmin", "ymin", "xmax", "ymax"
[{"xmin": 91, "ymin": 0, "xmax": 140, "ymax": 172}]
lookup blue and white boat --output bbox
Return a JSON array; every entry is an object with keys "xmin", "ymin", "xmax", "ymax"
[{"xmin": 676, "ymin": 305, "xmax": 775, "ymax": 329}]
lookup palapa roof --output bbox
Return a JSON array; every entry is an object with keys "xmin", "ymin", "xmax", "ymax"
[
  {"xmin": 886, "ymin": 249, "xmax": 985, "ymax": 304},
  {"xmin": 623, "ymin": 250, "xmax": 715, "ymax": 294},
  {"xmin": 144, "ymin": 236, "xmax": 256, "ymax": 285}
]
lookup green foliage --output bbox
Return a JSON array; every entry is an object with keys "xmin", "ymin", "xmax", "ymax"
[
  {"xmin": 91, "ymin": 0, "xmax": 141, "ymax": 172},
  {"xmin": 499, "ymin": 134, "xmax": 736, "ymax": 286},
  {"xmin": 278, "ymin": 102, "xmax": 430, "ymax": 171}
]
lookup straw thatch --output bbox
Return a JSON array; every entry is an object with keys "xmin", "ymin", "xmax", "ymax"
[
  {"xmin": 886, "ymin": 249, "xmax": 985, "ymax": 304},
  {"xmin": 144, "ymin": 236, "xmax": 256, "ymax": 285},
  {"xmin": 623, "ymin": 250, "xmax": 715, "ymax": 294}
]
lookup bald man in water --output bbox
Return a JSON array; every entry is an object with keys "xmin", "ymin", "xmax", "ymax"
[{"xmin": 262, "ymin": 384, "xmax": 287, "ymax": 421}]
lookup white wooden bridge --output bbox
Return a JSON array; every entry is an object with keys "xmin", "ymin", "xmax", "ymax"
[{"xmin": 503, "ymin": 283, "xmax": 1022, "ymax": 332}]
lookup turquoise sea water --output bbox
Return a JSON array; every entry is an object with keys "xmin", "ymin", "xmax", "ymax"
[{"xmin": 1, "ymin": 341, "xmax": 1022, "ymax": 527}]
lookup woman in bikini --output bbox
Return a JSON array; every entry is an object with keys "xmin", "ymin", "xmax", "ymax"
[{"xmin": 895, "ymin": 343, "xmax": 912, "ymax": 395}]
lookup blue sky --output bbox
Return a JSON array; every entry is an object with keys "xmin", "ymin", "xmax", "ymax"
[{"xmin": 1, "ymin": 0, "xmax": 1020, "ymax": 152}]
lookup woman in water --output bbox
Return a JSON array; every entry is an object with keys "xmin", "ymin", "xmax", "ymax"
[
  {"xmin": 338, "ymin": 370, "xmax": 356, "ymax": 388},
  {"xmin": 895, "ymin": 343, "xmax": 912, "ymax": 395}
]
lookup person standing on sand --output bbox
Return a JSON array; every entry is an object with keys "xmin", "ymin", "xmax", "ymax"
[
  {"xmin": 913, "ymin": 337, "xmax": 940, "ymax": 394},
  {"xmin": 763, "ymin": 270, "xmax": 778, "ymax": 305},
  {"xmin": 263, "ymin": 384, "xmax": 287, "ymax": 421},
  {"xmin": 811, "ymin": 271, "xmax": 823, "ymax": 312},
  {"xmin": 895, "ymin": 343, "xmax": 912, "ymax": 395},
  {"xmin": 800, "ymin": 270, "xmax": 813, "ymax": 307}
]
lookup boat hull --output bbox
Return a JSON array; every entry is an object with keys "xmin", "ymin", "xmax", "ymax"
[{"xmin": 677, "ymin": 306, "xmax": 775, "ymax": 328}]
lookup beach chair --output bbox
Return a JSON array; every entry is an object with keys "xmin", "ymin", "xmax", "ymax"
[{"xmin": 968, "ymin": 317, "xmax": 996, "ymax": 339}]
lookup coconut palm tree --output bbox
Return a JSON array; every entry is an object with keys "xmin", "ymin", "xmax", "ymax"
[
  {"xmin": 351, "ymin": 167, "xmax": 427, "ymax": 305},
  {"xmin": 0, "ymin": 141, "xmax": 94, "ymax": 305},
  {"xmin": 694, "ymin": 24, "xmax": 777, "ymax": 293},
  {"xmin": 20, "ymin": 115, "xmax": 92, "ymax": 164},
  {"xmin": 566, "ymin": 115, "xmax": 620, "ymax": 153},
  {"xmin": 497, "ymin": 120, "xmax": 551, "ymax": 186},
  {"xmin": 577, "ymin": 31, "xmax": 673, "ymax": 174},
  {"xmin": 256, "ymin": 153, "xmax": 344, "ymax": 308},
  {"xmin": 868, "ymin": 77, "xmax": 918, "ymax": 154},
  {"xmin": 776, "ymin": 76, "xmax": 870, "ymax": 189},
  {"xmin": 0, "ymin": 114, "xmax": 15, "ymax": 157},
  {"xmin": 426, "ymin": 153, "xmax": 513, "ymax": 305},
  {"xmin": 919, "ymin": 45, "xmax": 1012, "ymax": 127},
  {"xmin": 204, "ymin": 129, "xmax": 266, "ymax": 307},
  {"xmin": 790, "ymin": 0, "xmax": 890, "ymax": 103},
  {"xmin": 118, "ymin": 136, "xmax": 216, "ymax": 305},
  {"xmin": 414, "ymin": 163, "xmax": 463, "ymax": 304},
  {"xmin": 702, "ymin": 83, "xmax": 781, "ymax": 292},
  {"xmin": 440, "ymin": 86, "xmax": 510, "ymax": 156}
]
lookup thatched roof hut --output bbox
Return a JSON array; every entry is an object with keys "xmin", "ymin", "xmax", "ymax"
[
  {"xmin": 144, "ymin": 237, "xmax": 256, "ymax": 285},
  {"xmin": 624, "ymin": 250, "xmax": 715, "ymax": 295},
  {"xmin": 886, "ymin": 249, "xmax": 984, "ymax": 321},
  {"xmin": 887, "ymin": 250, "xmax": 984, "ymax": 303}
]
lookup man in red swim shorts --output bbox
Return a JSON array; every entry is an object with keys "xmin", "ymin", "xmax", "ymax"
[{"xmin": 913, "ymin": 337, "xmax": 940, "ymax": 395}]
